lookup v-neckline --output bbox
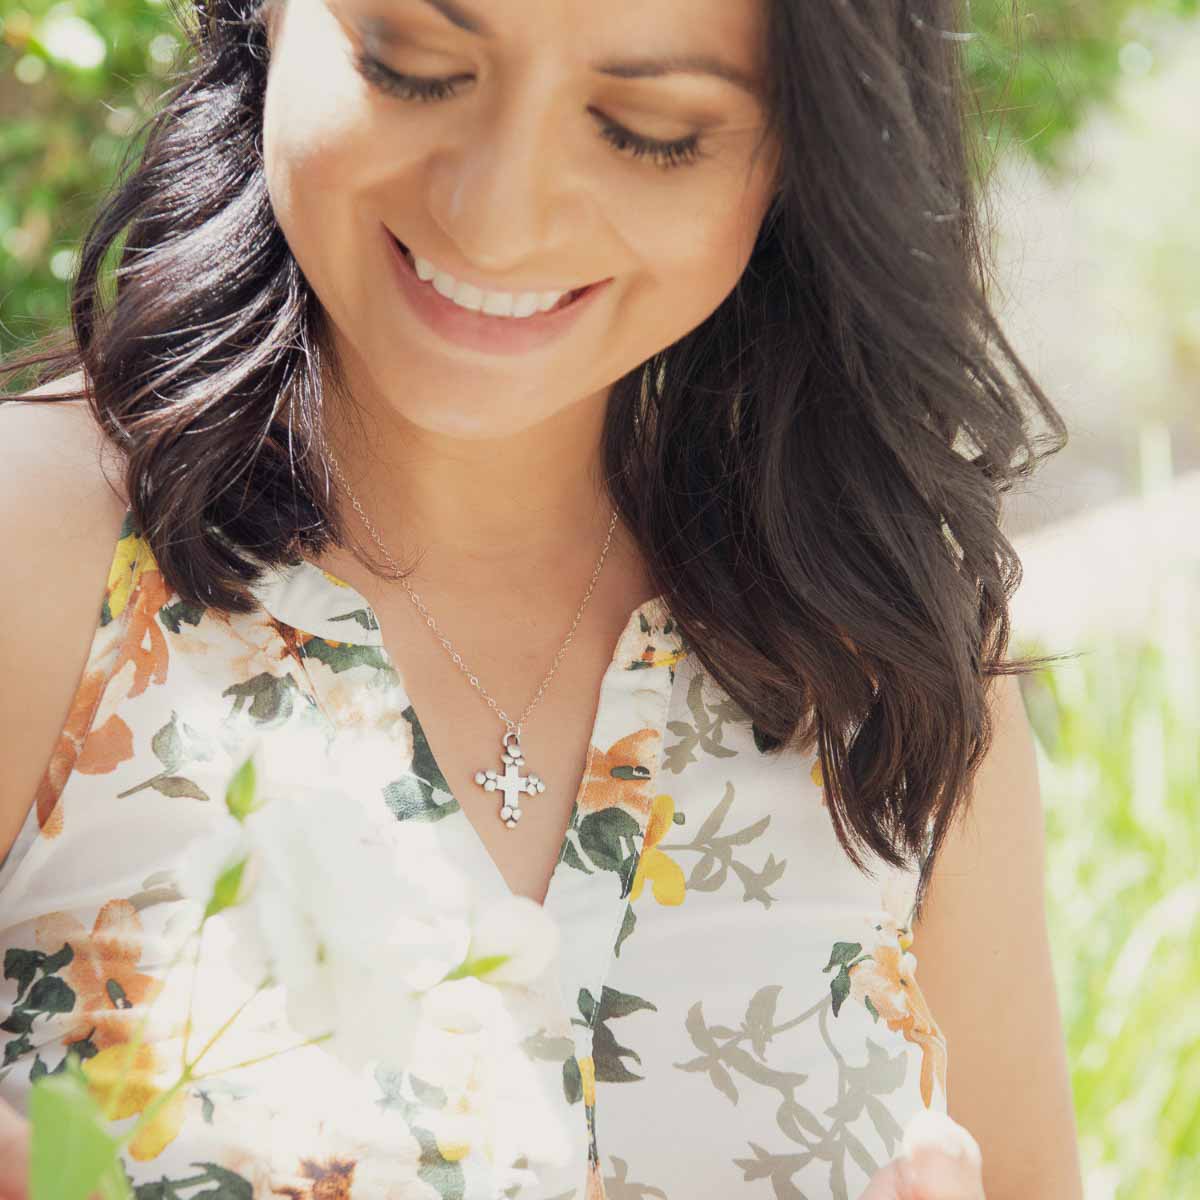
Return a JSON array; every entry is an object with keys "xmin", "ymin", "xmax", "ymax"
[{"xmin": 248, "ymin": 555, "xmax": 687, "ymax": 914}]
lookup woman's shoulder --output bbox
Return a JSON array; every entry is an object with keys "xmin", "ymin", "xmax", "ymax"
[{"xmin": 0, "ymin": 372, "xmax": 130, "ymax": 862}]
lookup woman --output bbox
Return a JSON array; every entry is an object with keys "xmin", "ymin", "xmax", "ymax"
[{"xmin": 0, "ymin": 0, "xmax": 1083, "ymax": 1196}]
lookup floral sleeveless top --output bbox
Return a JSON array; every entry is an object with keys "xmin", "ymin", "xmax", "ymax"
[{"xmin": 0, "ymin": 511, "xmax": 947, "ymax": 1199}]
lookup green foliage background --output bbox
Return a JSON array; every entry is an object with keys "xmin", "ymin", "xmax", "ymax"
[
  {"xmin": 2, "ymin": 3, "xmax": 1197, "ymax": 1196},
  {"xmin": 3, "ymin": 0, "xmax": 1199, "ymax": 363}
]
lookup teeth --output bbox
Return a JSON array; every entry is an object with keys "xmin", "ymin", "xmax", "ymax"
[{"xmin": 410, "ymin": 250, "xmax": 571, "ymax": 319}]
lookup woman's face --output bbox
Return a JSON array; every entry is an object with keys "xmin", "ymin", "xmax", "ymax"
[{"xmin": 263, "ymin": 0, "xmax": 778, "ymax": 438}]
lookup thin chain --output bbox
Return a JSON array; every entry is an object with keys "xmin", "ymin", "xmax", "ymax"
[{"xmin": 324, "ymin": 447, "xmax": 620, "ymax": 740}]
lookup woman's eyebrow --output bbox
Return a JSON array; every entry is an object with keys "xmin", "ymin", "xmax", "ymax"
[{"xmin": 399, "ymin": 0, "xmax": 761, "ymax": 99}]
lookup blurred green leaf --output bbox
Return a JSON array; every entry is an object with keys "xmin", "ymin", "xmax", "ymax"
[
  {"xmin": 29, "ymin": 1052, "xmax": 132, "ymax": 1200},
  {"xmin": 1016, "ymin": 609, "xmax": 1200, "ymax": 1198}
]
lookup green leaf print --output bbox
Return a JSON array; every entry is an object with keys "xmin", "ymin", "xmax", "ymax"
[
  {"xmin": 822, "ymin": 941, "xmax": 869, "ymax": 1018},
  {"xmin": 151, "ymin": 716, "xmax": 185, "ymax": 771},
  {"xmin": 5, "ymin": 946, "xmax": 50, "ymax": 996},
  {"xmin": 299, "ymin": 638, "xmax": 390, "ymax": 674},
  {"xmin": 2, "ymin": 943, "xmax": 78, "ymax": 1068},
  {"xmin": 372, "ymin": 1066, "xmax": 466, "ymax": 1200},
  {"xmin": 222, "ymin": 673, "xmax": 299, "ymax": 726},
  {"xmin": 157, "ymin": 599, "xmax": 205, "ymax": 635},
  {"xmin": 614, "ymin": 903, "xmax": 637, "ymax": 957},
  {"xmin": 822, "ymin": 942, "xmax": 865, "ymax": 972},
  {"xmin": 382, "ymin": 707, "xmax": 460, "ymax": 824},
  {"xmin": 559, "ymin": 838, "xmax": 592, "ymax": 875},
  {"xmin": 829, "ymin": 966, "xmax": 852, "ymax": 1016},
  {"xmin": 574, "ymin": 987, "xmax": 658, "ymax": 1087},
  {"xmin": 29, "ymin": 1035, "xmax": 98, "ymax": 1083},
  {"xmin": 131, "ymin": 1163, "xmax": 253, "ymax": 1200},
  {"xmin": 328, "ymin": 607, "xmax": 381, "ymax": 632},
  {"xmin": 575, "ymin": 808, "xmax": 640, "ymax": 876},
  {"xmin": 562, "ymin": 1054, "xmax": 583, "ymax": 1104}
]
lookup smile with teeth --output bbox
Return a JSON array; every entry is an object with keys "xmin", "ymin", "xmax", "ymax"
[{"xmin": 396, "ymin": 239, "xmax": 586, "ymax": 318}]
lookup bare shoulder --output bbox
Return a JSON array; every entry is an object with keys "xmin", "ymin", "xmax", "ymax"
[
  {"xmin": 0, "ymin": 371, "xmax": 131, "ymax": 864},
  {"xmin": 911, "ymin": 672, "xmax": 1084, "ymax": 1199}
]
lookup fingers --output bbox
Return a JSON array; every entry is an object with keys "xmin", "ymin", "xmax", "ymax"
[
  {"xmin": 895, "ymin": 1144, "xmax": 986, "ymax": 1200},
  {"xmin": 858, "ymin": 1147, "xmax": 984, "ymax": 1200},
  {"xmin": 0, "ymin": 1097, "xmax": 30, "ymax": 1200},
  {"xmin": 857, "ymin": 1109, "xmax": 986, "ymax": 1200}
]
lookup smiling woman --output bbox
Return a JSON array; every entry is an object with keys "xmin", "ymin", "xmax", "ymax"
[{"xmin": 0, "ymin": 0, "xmax": 1080, "ymax": 1197}]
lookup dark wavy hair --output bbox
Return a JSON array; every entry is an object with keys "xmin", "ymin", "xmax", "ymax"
[{"xmin": 1, "ymin": 0, "xmax": 1069, "ymax": 918}]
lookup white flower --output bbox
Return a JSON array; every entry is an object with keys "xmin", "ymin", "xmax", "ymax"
[
  {"xmin": 176, "ymin": 777, "xmax": 474, "ymax": 1073},
  {"xmin": 462, "ymin": 894, "xmax": 560, "ymax": 985},
  {"xmin": 412, "ymin": 978, "xmax": 572, "ymax": 1172},
  {"xmin": 212, "ymin": 1053, "xmax": 434, "ymax": 1197},
  {"xmin": 172, "ymin": 738, "xmax": 572, "ymax": 1185}
]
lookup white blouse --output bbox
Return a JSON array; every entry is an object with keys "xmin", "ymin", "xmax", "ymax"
[{"xmin": 0, "ymin": 510, "xmax": 947, "ymax": 1198}]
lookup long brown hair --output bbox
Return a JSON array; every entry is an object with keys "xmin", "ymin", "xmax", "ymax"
[{"xmin": 1, "ymin": 0, "xmax": 1069, "ymax": 919}]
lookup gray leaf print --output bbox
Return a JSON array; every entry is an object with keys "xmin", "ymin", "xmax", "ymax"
[
  {"xmin": 657, "ymin": 782, "xmax": 787, "ymax": 905},
  {"xmin": 732, "ymin": 1144, "xmax": 815, "ymax": 1199},
  {"xmin": 662, "ymin": 670, "xmax": 743, "ymax": 773},
  {"xmin": 603, "ymin": 1155, "xmax": 670, "ymax": 1199},
  {"xmin": 682, "ymin": 989, "xmax": 915, "ymax": 1200},
  {"xmin": 675, "ymin": 999, "xmax": 808, "ymax": 1107}
]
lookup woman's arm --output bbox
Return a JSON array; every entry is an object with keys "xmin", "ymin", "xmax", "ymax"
[{"xmin": 911, "ymin": 672, "xmax": 1084, "ymax": 1199}]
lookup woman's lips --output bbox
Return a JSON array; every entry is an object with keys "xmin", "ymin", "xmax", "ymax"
[
  {"xmin": 384, "ymin": 226, "xmax": 612, "ymax": 356},
  {"xmin": 392, "ymin": 236, "xmax": 595, "ymax": 312}
]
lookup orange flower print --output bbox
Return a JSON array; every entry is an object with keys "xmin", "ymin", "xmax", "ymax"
[
  {"xmin": 111, "ymin": 561, "xmax": 171, "ymax": 700},
  {"xmin": 33, "ymin": 666, "xmax": 132, "ymax": 839},
  {"xmin": 629, "ymin": 794, "xmax": 686, "ymax": 906},
  {"xmin": 847, "ymin": 938, "xmax": 947, "ymax": 1109},
  {"xmin": 586, "ymin": 1160, "xmax": 606, "ymax": 1200},
  {"xmin": 35, "ymin": 900, "xmax": 164, "ymax": 1050},
  {"xmin": 83, "ymin": 1041, "xmax": 187, "ymax": 1161},
  {"xmin": 577, "ymin": 729, "xmax": 662, "ymax": 819},
  {"xmin": 32, "ymin": 532, "xmax": 168, "ymax": 837}
]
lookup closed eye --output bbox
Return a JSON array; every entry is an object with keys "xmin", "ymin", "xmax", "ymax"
[{"xmin": 351, "ymin": 52, "xmax": 707, "ymax": 172}]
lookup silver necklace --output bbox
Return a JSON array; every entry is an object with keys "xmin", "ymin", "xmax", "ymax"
[{"xmin": 324, "ymin": 447, "xmax": 620, "ymax": 830}]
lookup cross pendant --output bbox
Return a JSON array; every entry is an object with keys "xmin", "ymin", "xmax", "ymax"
[{"xmin": 473, "ymin": 731, "xmax": 547, "ymax": 829}]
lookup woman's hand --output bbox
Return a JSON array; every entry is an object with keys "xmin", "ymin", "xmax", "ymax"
[
  {"xmin": 0, "ymin": 1097, "xmax": 30, "ymax": 1200},
  {"xmin": 859, "ymin": 1110, "xmax": 985, "ymax": 1200}
]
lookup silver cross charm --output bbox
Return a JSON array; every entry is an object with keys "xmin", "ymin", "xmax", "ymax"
[{"xmin": 474, "ymin": 731, "xmax": 546, "ymax": 829}]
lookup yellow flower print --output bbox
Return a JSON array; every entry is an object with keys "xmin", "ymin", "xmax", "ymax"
[
  {"xmin": 629, "ymin": 794, "xmax": 686, "ymax": 906},
  {"xmin": 635, "ymin": 644, "xmax": 687, "ymax": 671},
  {"xmin": 105, "ymin": 532, "xmax": 155, "ymax": 623},
  {"xmin": 83, "ymin": 1042, "xmax": 187, "ymax": 1161},
  {"xmin": 432, "ymin": 1098, "xmax": 474, "ymax": 1162},
  {"xmin": 811, "ymin": 756, "xmax": 829, "ymax": 807},
  {"xmin": 577, "ymin": 1054, "xmax": 596, "ymax": 1107}
]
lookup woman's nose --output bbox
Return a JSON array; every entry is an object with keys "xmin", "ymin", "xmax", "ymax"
[{"xmin": 424, "ymin": 87, "xmax": 581, "ymax": 277}]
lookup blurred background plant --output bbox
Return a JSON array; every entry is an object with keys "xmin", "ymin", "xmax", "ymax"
[
  {"xmin": 1, "ymin": 0, "xmax": 185, "ymax": 351},
  {"xmin": 2, "ymin": 2, "xmax": 1199, "ymax": 1197},
  {"xmin": 1011, "ymin": 427, "xmax": 1200, "ymax": 1199}
]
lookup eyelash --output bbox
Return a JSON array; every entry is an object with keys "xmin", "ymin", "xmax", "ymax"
[{"xmin": 351, "ymin": 52, "xmax": 705, "ymax": 172}]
